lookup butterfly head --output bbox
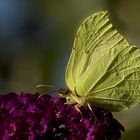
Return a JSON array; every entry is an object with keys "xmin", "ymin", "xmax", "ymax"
[
  {"xmin": 58, "ymin": 88, "xmax": 86, "ymax": 105},
  {"xmin": 58, "ymin": 88, "xmax": 71, "ymax": 97}
]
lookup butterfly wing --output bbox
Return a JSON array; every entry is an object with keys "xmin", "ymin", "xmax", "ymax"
[
  {"xmin": 66, "ymin": 11, "xmax": 140, "ymax": 111},
  {"xmin": 66, "ymin": 11, "xmax": 128, "ymax": 92},
  {"xmin": 76, "ymin": 44, "xmax": 140, "ymax": 111}
]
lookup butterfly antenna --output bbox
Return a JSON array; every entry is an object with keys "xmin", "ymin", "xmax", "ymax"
[
  {"xmin": 37, "ymin": 89, "xmax": 59, "ymax": 99},
  {"xmin": 35, "ymin": 84, "xmax": 55, "ymax": 89},
  {"xmin": 35, "ymin": 84, "xmax": 59, "ymax": 99}
]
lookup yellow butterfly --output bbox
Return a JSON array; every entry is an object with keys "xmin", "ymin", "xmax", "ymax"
[{"xmin": 59, "ymin": 11, "xmax": 140, "ymax": 112}]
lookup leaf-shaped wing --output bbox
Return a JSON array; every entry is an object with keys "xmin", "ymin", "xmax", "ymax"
[
  {"xmin": 76, "ymin": 44, "xmax": 140, "ymax": 111},
  {"xmin": 66, "ymin": 11, "xmax": 129, "ymax": 92},
  {"xmin": 66, "ymin": 11, "xmax": 140, "ymax": 111}
]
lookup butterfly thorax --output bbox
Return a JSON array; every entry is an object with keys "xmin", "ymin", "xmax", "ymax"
[{"xmin": 58, "ymin": 88, "xmax": 86, "ymax": 105}]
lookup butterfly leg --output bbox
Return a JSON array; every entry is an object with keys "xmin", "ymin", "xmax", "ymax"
[
  {"xmin": 75, "ymin": 104, "xmax": 83, "ymax": 116},
  {"xmin": 87, "ymin": 103, "xmax": 97, "ymax": 119}
]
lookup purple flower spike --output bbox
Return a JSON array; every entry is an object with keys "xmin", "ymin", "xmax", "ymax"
[{"xmin": 0, "ymin": 93, "xmax": 124, "ymax": 140}]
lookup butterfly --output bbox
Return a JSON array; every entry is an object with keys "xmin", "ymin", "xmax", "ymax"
[{"xmin": 58, "ymin": 11, "xmax": 140, "ymax": 112}]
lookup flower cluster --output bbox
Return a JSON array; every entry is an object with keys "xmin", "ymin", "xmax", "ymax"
[{"xmin": 0, "ymin": 93, "xmax": 124, "ymax": 140}]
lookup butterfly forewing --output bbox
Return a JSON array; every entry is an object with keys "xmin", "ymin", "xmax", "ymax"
[{"xmin": 66, "ymin": 11, "xmax": 128, "ymax": 92}]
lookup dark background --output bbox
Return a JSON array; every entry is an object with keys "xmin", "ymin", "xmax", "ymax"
[{"xmin": 0, "ymin": 0, "xmax": 140, "ymax": 139}]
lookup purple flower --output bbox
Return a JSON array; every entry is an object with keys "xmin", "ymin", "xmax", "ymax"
[{"xmin": 0, "ymin": 93, "xmax": 124, "ymax": 140}]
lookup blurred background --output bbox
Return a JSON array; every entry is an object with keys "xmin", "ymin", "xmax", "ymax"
[{"xmin": 0, "ymin": 0, "xmax": 140, "ymax": 139}]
